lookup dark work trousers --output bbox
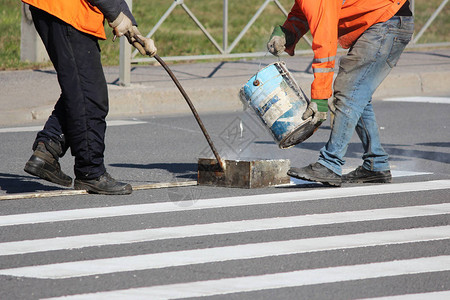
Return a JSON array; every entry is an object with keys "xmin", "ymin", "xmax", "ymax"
[{"xmin": 30, "ymin": 7, "xmax": 108, "ymax": 180}]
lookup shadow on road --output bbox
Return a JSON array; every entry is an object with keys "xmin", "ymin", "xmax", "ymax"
[
  {"xmin": 254, "ymin": 141, "xmax": 450, "ymax": 165},
  {"xmin": 0, "ymin": 173, "xmax": 61, "ymax": 194}
]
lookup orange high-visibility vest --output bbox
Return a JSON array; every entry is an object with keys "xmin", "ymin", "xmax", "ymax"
[
  {"xmin": 23, "ymin": 0, "xmax": 106, "ymax": 40},
  {"xmin": 283, "ymin": 0, "xmax": 408, "ymax": 99}
]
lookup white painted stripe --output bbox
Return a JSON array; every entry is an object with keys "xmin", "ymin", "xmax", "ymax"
[
  {"xmin": 0, "ymin": 180, "xmax": 449, "ymax": 227},
  {"xmin": 0, "ymin": 120, "xmax": 147, "ymax": 133},
  {"xmin": 382, "ymin": 96, "xmax": 450, "ymax": 104},
  {"xmin": 43, "ymin": 255, "xmax": 450, "ymax": 299},
  {"xmin": 0, "ymin": 181, "xmax": 197, "ymax": 201},
  {"xmin": 359, "ymin": 290, "xmax": 450, "ymax": 299},
  {"xmin": 290, "ymin": 170, "xmax": 433, "ymax": 185},
  {"xmin": 0, "ymin": 171, "xmax": 431, "ymax": 202},
  {"xmin": 390, "ymin": 170, "xmax": 433, "ymax": 177},
  {"xmin": 1, "ymin": 203, "xmax": 449, "ymax": 256},
  {"xmin": 1, "ymin": 226, "xmax": 448, "ymax": 279}
]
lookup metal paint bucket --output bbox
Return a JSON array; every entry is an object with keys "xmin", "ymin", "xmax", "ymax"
[{"xmin": 239, "ymin": 61, "xmax": 316, "ymax": 149}]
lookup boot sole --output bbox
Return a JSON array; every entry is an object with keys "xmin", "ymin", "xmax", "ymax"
[
  {"xmin": 287, "ymin": 170, "xmax": 341, "ymax": 187},
  {"xmin": 24, "ymin": 162, "xmax": 72, "ymax": 187},
  {"xmin": 74, "ymin": 181, "xmax": 132, "ymax": 195},
  {"xmin": 343, "ymin": 176, "xmax": 392, "ymax": 184}
]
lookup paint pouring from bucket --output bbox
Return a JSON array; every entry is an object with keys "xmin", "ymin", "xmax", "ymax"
[{"xmin": 198, "ymin": 158, "xmax": 290, "ymax": 188}]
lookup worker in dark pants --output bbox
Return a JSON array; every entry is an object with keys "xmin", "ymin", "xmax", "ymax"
[
  {"xmin": 267, "ymin": 0, "xmax": 414, "ymax": 187},
  {"xmin": 22, "ymin": 0, "xmax": 156, "ymax": 194}
]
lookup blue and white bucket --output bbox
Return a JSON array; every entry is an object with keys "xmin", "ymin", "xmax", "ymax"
[{"xmin": 240, "ymin": 61, "xmax": 316, "ymax": 149}]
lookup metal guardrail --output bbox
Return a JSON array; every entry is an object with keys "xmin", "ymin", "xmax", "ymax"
[
  {"xmin": 411, "ymin": 0, "xmax": 449, "ymax": 44},
  {"xmin": 119, "ymin": 0, "xmax": 309, "ymax": 85},
  {"xmin": 119, "ymin": 0, "xmax": 450, "ymax": 86},
  {"xmin": 130, "ymin": 0, "xmax": 311, "ymax": 62}
]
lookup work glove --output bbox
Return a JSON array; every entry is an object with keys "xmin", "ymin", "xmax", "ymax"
[
  {"xmin": 302, "ymin": 99, "xmax": 328, "ymax": 126},
  {"xmin": 109, "ymin": 12, "xmax": 157, "ymax": 56},
  {"xmin": 109, "ymin": 12, "xmax": 132, "ymax": 37},
  {"xmin": 267, "ymin": 25, "xmax": 295, "ymax": 56},
  {"xmin": 127, "ymin": 26, "xmax": 157, "ymax": 56}
]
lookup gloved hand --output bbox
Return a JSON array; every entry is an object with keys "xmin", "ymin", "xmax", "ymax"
[
  {"xmin": 109, "ymin": 13, "xmax": 157, "ymax": 56},
  {"xmin": 109, "ymin": 12, "xmax": 133, "ymax": 38},
  {"xmin": 302, "ymin": 99, "xmax": 328, "ymax": 126},
  {"xmin": 127, "ymin": 26, "xmax": 157, "ymax": 56},
  {"xmin": 267, "ymin": 25, "xmax": 295, "ymax": 56},
  {"xmin": 267, "ymin": 25, "xmax": 286, "ymax": 56}
]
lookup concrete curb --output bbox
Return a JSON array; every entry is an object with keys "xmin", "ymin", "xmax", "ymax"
[
  {"xmin": 107, "ymin": 84, "xmax": 244, "ymax": 117},
  {"xmin": 1, "ymin": 48, "xmax": 449, "ymax": 127},
  {"xmin": 95, "ymin": 70, "xmax": 450, "ymax": 119},
  {"xmin": 1, "ymin": 70, "xmax": 449, "ymax": 127}
]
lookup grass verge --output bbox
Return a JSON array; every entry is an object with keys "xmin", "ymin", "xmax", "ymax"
[{"xmin": 1, "ymin": 0, "xmax": 449, "ymax": 70}]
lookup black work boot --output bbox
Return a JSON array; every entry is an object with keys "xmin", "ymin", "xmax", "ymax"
[
  {"xmin": 74, "ymin": 172, "xmax": 132, "ymax": 195},
  {"xmin": 342, "ymin": 166, "xmax": 392, "ymax": 183},
  {"xmin": 24, "ymin": 142, "xmax": 72, "ymax": 187},
  {"xmin": 288, "ymin": 162, "xmax": 342, "ymax": 187}
]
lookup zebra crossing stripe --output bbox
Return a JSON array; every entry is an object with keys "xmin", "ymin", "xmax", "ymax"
[
  {"xmin": 1, "ymin": 226, "xmax": 448, "ymax": 279},
  {"xmin": 1, "ymin": 180, "xmax": 449, "ymax": 227},
  {"xmin": 1, "ymin": 203, "xmax": 449, "ymax": 256},
  {"xmin": 42, "ymin": 255, "xmax": 450, "ymax": 299}
]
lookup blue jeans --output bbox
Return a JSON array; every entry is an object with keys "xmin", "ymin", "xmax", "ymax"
[{"xmin": 318, "ymin": 16, "xmax": 414, "ymax": 176}]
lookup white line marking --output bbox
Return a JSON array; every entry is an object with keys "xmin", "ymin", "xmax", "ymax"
[
  {"xmin": 1, "ymin": 226, "xmax": 448, "ymax": 279},
  {"xmin": 0, "ymin": 171, "xmax": 432, "ymax": 202},
  {"xmin": 359, "ymin": 290, "xmax": 450, "ymax": 299},
  {"xmin": 390, "ymin": 170, "xmax": 433, "ymax": 177},
  {"xmin": 0, "ymin": 120, "xmax": 147, "ymax": 133},
  {"xmin": 0, "ymin": 171, "xmax": 433, "ymax": 201},
  {"xmin": 382, "ymin": 96, "xmax": 450, "ymax": 104},
  {"xmin": 289, "ymin": 170, "xmax": 433, "ymax": 185},
  {"xmin": 0, "ymin": 180, "xmax": 449, "ymax": 227},
  {"xmin": 42, "ymin": 255, "xmax": 450, "ymax": 299},
  {"xmin": 0, "ymin": 181, "xmax": 197, "ymax": 201},
  {"xmin": 1, "ymin": 203, "xmax": 449, "ymax": 256}
]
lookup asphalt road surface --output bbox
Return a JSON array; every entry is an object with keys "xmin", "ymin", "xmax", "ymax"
[{"xmin": 0, "ymin": 96, "xmax": 449, "ymax": 299}]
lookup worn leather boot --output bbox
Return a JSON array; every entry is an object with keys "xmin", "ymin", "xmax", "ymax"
[
  {"xmin": 24, "ymin": 142, "xmax": 72, "ymax": 187},
  {"xmin": 74, "ymin": 172, "xmax": 132, "ymax": 195},
  {"xmin": 342, "ymin": 166, "xmax": 392, "ymax": 183},
  {"xmin": 288, "ymin": 162, "xmax": 342, "ymax": 187}
]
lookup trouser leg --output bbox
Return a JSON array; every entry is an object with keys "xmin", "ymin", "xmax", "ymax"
[
  {"xmin": 30, "ymin": 7, "xmax": 108, "ymax": 179},
  {"xmin": 355, "ymin": 103, "xmax": 389, "ymax": 171},
  {"xmin": 318, "ymin": 16, "xmax": 414, "ymax": 175}
]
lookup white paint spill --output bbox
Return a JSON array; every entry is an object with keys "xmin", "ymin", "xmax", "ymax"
[{"xmin": 240, "ymin": 119, "xmax": 243, "ymax": 138}]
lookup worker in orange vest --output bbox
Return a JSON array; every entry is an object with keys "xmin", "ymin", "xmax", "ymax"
[
  {"xmin": 22, "ymin": 0, "xmax": 156, "ymax": 194},
  {"xmin": 268, "ymin": 0, "xmax": 414, "ymax": 187}
]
